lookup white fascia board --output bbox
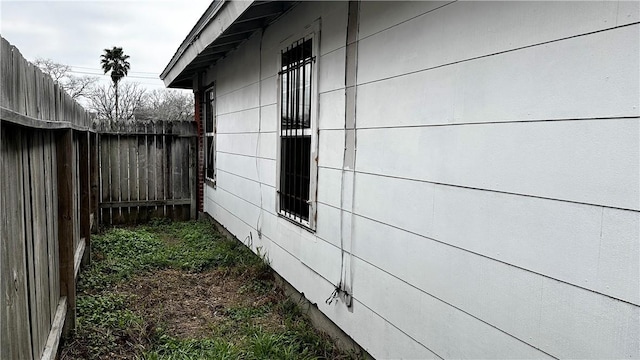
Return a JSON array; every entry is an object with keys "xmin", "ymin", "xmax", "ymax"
[{"xmin": 161, "ymin": 0, "xmax": 254, "ymax": 87}]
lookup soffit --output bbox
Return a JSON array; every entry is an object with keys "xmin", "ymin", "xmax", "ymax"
[{"xmin": 161, "ymin": 0, "xmax": 296, "ymax": 89}]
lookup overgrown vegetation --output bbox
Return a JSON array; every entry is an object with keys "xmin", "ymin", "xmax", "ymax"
[{"xmin": 62, "ymin": 220, "xmax": 357, "ymax": 360}]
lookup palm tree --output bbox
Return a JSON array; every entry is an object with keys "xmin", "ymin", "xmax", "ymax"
[{"xmin": 100, "ymin": 47, "xmax": 130, "ymax": 122}]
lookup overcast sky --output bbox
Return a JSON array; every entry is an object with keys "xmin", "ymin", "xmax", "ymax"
[{"xmin": 0, "ymin": 0, "xmax": 211, "ymax": 91}]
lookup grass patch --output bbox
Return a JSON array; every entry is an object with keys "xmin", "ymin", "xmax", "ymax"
[
  {"xmin": 62, "ymin": 220, "xmax": 358, "ymax": 360},
  {"xmin": 145, "ymin": 337, "xmax": 241, "ymax": 360}
]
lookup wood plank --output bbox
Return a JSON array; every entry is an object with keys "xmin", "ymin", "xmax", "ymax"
[
  {"xmin": 1, "ymin": 127, "xmax": 17, "ymax": 358},
  {"xmin": 0, "ymin": 107, "xmax": 91, "ymax": 131},
  {"xmin": 22, "ymin": 130, "xmax": 39, "ymax": 360},
  {"xmin": 39, "ymin": 68, "xmax": 47, "ymax": 120},
  {"xmin": 98, "ymin": 199, "xmax": 193, "ymax": 208},
  {"xmin": 79, "ymin": 132, "xmax": 90, "ymax": 266},
  {"xmin": 64, "ymin": 95, "xmax": 72, "ymax": 125},
  {"xmin": 182, "ymin": 138, "xmax": 191, "ymax": 220},
  {"xmin": 120, "ymin": 134, "xmax": 131, "ymax": 224},
  {"xmin": 110, "ymin": 134, "xmax": 121, "ymax": 223},
  {"xmin": 76, "ymin": 139, "xmax": 81, "ymax": 246},
  {"xmin": 31, "ymin": 131, "xmax": 52, "ymax": 358},
  {"xmin": 40, "ymin": 297, "xmax": 67, "ymax": 360},
  {"xmin": 119, "ymin": 135, "xmax": 130, "ymax": 224},
  {"xmin": 175, "ymin": 138, "xmax": 186, "ymax": 220},
  {"xmin": 73, "ymin": 238, "xmax": 86, "ymax": 279},
  {"xmin": 72, "ymin": 137, "xmax": 80, "ymax": 251},
  {"xmin": 24, "ymin": 62, "xmax": 35, "ymax": 118},
  {"xmin": 94, "ymin": 122, "xmax": 197, "ymax": 137},
  {"xmin": 0, "ymin": 122, "xmax": 10, "ymax": 360},
  {"xmin": 33, "ymin": 66, "xmax": 43, "ymax": 120},
  {"xmin": 29, "ymin": 64, "xmax": 39, "ymax": 119},
  {"xmin": 53, "ymin": 83, "xmax": 60, "ymax": 122},
  {"xmin": 18, "ymin": 130, "xmax": 33, "ymax": 360},
  {"xmin": 155, "ymin": 126, "xmax": 165, "ymax": 218},
  {"xmin": 43, "ymin": 132, "xmax": 59, "ymax": 324},
  {"xmin": 51, "ymin": 133, "xmax": 60, "ymax": 315},
  {"xmin": 138, "ymin": 130, "xmax": 149, "ymax": 222},
  {"xmin": 128, "ymin": 135, "xmax": 138, "ymax": 224},
  {"xmin": 90, "ymin": 133, "xmax": 99, "ymax": 232},
  {"xmin": 0, "ymin": 37, "xmax": 12, "ymax": 109},
  {"xmin": 45, "ymin": 72, "xmax": 55, "ymax": 121},
  {"xmin": 1, "ymin": 125, "xmax": 33, "ymax": 359},
  {"xmin": 100, "ymin": 134, "xmax": 111, "ymax": 226},
  {"xmin": 165, "ymin": 128, "xmax": 173, "ymax": 220},
  {"xmin": 147, "ymin": 123, "xmax": 157, "ymax": 217},
  {"xmin": 168, "ymin": 134, "xmax": 177, "ymax": 220},
  {"xmin": 13, "ymin": 44, "xmax": 26, "ymax": 115},
  {"xmin": 56, "ymin": 128, "xmax": 76, "ymax": 336}
]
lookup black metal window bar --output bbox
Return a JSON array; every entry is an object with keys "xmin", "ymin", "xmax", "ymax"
[
  {"xmin": 205, "ymin": 87, "xmax": 216, "ymax": 181},
  {"xmin": 279, "ymin": 38, "xmax": 313, "ymax": 223}
]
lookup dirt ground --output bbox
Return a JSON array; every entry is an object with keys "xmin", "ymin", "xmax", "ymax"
[{"xmin": 116, "ymin": 268, "xmax": 285, "ymax": 339}]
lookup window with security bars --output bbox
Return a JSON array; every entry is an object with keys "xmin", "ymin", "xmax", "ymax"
[
  {"xmin": 278, "ymin": 38, "xmax": 314, "ymax": 224},
  {"xmin": 205, "ymin": 86, "xmax": 216, "ymax": 183}
]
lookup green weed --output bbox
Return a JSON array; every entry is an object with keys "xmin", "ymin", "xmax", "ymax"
[
  {"xmin": 143, "ymin": 337, "xmax": 241, "ymax": 360},
  {"xmin": 77, "ymin": 293, "xmax": 141, "ymax": 329},
  {"xmin": 70, "ymin": 293, "xmax": 143, "ymax": 359},
  {"xmin": 78, "ymin": 228, "xmax": 164, "ymax": 292}
]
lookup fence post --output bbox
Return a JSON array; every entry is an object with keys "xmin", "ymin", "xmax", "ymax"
[
  {"xmin": 56, "ymin": 128, "xmax": 75, "ymax": 336},
  {"xmin": 79, "ymin": 131, "xmax": 91, "ymax": 267}
]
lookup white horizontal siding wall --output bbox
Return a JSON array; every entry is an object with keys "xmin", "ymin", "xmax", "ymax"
[{"xmin": 202, "ymin": 1, "xmax": 640, "ymax": 358}]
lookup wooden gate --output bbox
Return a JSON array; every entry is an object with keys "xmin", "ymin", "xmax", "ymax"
[{"xmin": 96, "ymin": 121, "xmax": 197, "ymax": 225}]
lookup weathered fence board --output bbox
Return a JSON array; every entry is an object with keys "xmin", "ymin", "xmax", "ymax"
[
  {"xmin": 138, "ymin": 133, "xmax": 148, "ymax": 221},
  {"xmin": 97, "ymin": 121, "xmax": 197, "ymax": 225},
  {"xmin": 2, "ymin": 41, "xmax": 91, "ymax": 129},
  {"xmin": 147, "ymin": 130, "xmax": 157, "ymax": 217},
  {"xmin": 1, "ymin": 128, "xmax": 32, "ymax": 360},
  {"xmin": 157, "ymin": 128, "xmax": 166, "ymax": 217},
  {"xmin": 44, "ymin": 132, "xmax": 60, "ymax": 322},
  {"xmin": 31, "ymin": 134, "xmax": 52, "ymax": 358},
  {"xmin": 90, "ymin": 133, "xmax": 100, "ymax": 232},
  {"xmin": 80, "ymin": 133, "xmax": 91, "ymax": 266},
  {"xmin": 56, "ymin": 129, "xmax": 77, "ymax": 337},
  {"xmin": 21, "ymin": 133, "xmax": 37, "ymax": 360}
]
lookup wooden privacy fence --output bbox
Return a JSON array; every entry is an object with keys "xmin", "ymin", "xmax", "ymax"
[
  {"xmin": 1, "ymin": 36, "xmax": 198, "ymax": 359},
  {"xmin": 95, "ymin": 121, "xmax": 197, "ymax": 225},
  {"xmin": 1, "ymin": 36, "xmax": 97, "ymax": 360}
]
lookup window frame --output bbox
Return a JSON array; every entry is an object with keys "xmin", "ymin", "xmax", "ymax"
[
  {"xmin": 204, "ymin": 84, "xmax": 217, "ymax": 187},
  {"xmin": 275, "ymin": 23, "xmax": 320, "ymax": 230}
]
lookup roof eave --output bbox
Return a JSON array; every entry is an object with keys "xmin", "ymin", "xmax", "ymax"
[
  {"xmin": 160, "ymin": 0, "xmax": 253, "ymax": 88},
  {"xmin": 161, "ymin": 1, "xmax": 297, "ymax": 89}
]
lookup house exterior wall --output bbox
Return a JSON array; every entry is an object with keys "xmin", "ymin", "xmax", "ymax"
[{"xmin": 200, "ymin": 1, "xmax": 639, "ymax": 358}]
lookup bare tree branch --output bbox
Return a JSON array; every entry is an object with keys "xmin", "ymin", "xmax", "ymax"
[
  {"xmin": 87, "ymin": 82, "xmax": 146, "ymax": 124},
  {"xmin": 33, "ymin": 57, "xmax": 69, "ymax": 82},
  {"xmin": 135, "ymin": 89, "xmax": 194, "ymax": 122},
  {"xmin": 64, "ymin": 75, "xmax": 99, "ymax": 100},
  {"xmin": 33, "ymin": 57, "xmax": 98, "ymax": 99}
]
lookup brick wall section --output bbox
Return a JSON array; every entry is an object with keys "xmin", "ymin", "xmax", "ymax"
[{"xmin": 194, "ymin": 91, "xmax": 204, "ymax": 213}]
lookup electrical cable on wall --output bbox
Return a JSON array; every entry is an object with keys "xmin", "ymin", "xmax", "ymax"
[
  {"xmin": 344, "ymin": 0, "xmax": 361, "ymax": 309},
  {"xmin": 327, "ymin": 0, "xmax": 360, "ymax": 309}
]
